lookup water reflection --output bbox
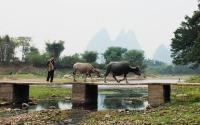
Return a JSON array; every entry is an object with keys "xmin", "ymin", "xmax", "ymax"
[
  {"xmin": 98, "ymin": 89, "xmax": 148, "ymax": 110},
  {"xmin": 29, "ymin": 88, "xmax": 148, "ymax": 111}
]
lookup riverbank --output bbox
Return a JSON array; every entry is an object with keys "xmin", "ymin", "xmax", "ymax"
[
  {"xmin": 0, "ymin": 85, "xmax": 200, "ymax": 124},
  {"xmin": 1, "ymin": 75, "xmax": 200, "ymax": 124}
]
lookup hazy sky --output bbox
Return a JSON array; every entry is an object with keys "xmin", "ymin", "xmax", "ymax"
[{"xmin": 0, "ymin": 0, "xmax": 198, "ymax": 58}]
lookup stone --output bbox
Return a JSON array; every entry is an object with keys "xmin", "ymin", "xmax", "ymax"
[
  {"xmin": 5, "ymin": 108, "xmax": 12, "ymax": 112},
  {"xmin": 118, "ymin": 109, "xmax": 126, "ymax": 113},
  {"xmin": 146, "ymin": 104, "xmax": 152, "ymax": 110},
  {"xmin": 51, "ymin": 94, "xmax": 56, "ymax": 98},
  {"xmin": 0, "ymin": 101, "xmax": 10, "ymax": 106},
  {"xmin": 22, "ymin": 103, "xmax": 29, "ymax": 110},
  {"xmin": 64, "ymin": 97, "xmax": 71, "ymax": 100},
  {"xmin": 64, "ymin": 119, "xmax": 73, "ymax": 124},
  {"xmin": 28, "ymin": 101, "xmax": 37, "ymax": 105},
  {"xmin": 14, "ymin": 108, "xmax": 21, "ymax": 111},
  {"xmin": 105, "ymin": 114, "xmax": 111, "ymax": 118},
  {"xmin": 49, "ymin": 106, "xmax": 56, "ymax": 109}
]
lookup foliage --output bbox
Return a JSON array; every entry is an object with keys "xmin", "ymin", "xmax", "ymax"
[
  {"xmin": 15, "ymin": 37, "xmax": 31, "ymax": 62},
  {"xmin": 123, "ymin": 50, "xmax": 146, "ymax": 71},
  {"xmin": 103, "ymin": 47, "xmax": 127, "ymax": 64},
  {"xmin": 0, "ymin": 35, "xmax": 17, "ymax": 63},
  {"xmin": 46, "ymin": 40, "xmax": 65, "ymax": 59},
  {"xmin": 60, "ymin": 53, "xmax": 83, "ymax": 68},
  {"xmin": 81, "ymin": 51, "xmax": 98, "ymax": 63},
  {"xmin": 25, "ymin": 47, "xmax": 50, "ymax": 67},
  {"xmin": 161, "ymin": 65, "xmax": 200, "ymax": 74},
  {"xmin": 144, "ymin": 59, "xmax": 200, "ymax": 75},
  {"xmin": 187, "ymin": 75, "xmax": 200, "ymax": 83},
  {"xmin": 171, "ymin": 2, "xmax": 200, "ymax": 67},
  {"xmin": 144, "ymin": 59, "xmax": 167, "ymax": 74}
]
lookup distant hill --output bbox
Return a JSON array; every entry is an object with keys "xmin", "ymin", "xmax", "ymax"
[
  {"xmin": 86, "ymin": 29, "xmax": 141, "ymax": 54},
  {"xmin": 114, "ymin": 30, "xmax": 141, "ymax": 50},
  {"xmin": 87, "ymin": 29, "xmax": 111, "ymax": 53},
  {"xmin": 153, "ymin": 44, "xmax": 172, "ymax": 64}
]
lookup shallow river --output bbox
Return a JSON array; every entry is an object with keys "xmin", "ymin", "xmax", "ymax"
[
  {"xmin": 29, "ymin": 88, "xmax": 148, "ymax": 112},
  {"xmin": 29, "ymin": 78, "xmax": 181, "ymax": 111}
]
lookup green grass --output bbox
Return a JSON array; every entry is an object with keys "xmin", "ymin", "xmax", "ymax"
[
  {"xmin": 187, "ymin": 75, "xmax": 200, "ymax": 83},
  {"xmin": 1, "ymin": 85, "xmax": 200, "ymax": 124},
  {"xmin": 79, "ymin": 86, "xmax": 200, "ymax": 125},
  {"xmin": 29, "ymin": 86, "xmax": 72, "ymax": 99}
]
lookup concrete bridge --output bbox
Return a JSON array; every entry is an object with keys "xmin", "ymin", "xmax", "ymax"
[{"xmin": 0, "ymin": 80, "xmax": 199, "ymax": 107}]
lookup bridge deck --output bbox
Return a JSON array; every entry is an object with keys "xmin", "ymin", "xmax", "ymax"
[{"xmin": 0, "ymin": 79, "xmax": 200, "ymax": 86}]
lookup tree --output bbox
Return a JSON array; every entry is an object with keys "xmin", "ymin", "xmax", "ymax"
[
  {"xmin": 46, "ymin": 40, "xmax": 65, "ymax": 59},
  {"xmin": 60, "ymin": 53, "xmax": 83, "ymax": 68},
  {"xmin": 171, "ymin": 2, "xmax": 200, "ymax": 67},
  {"xmin": 81, "ymin": 51, "xmax": 98, "ymax": 63},
  {"xmin": 103, "ymin": 47, "xmax": 127, "ymax": 64},
  {"xmin": 123, "ymin": 50, "xmax": 146, "ymax": 70},
  {"xmin": 15, "ymin": 37, "xmax": 31, "ymax": 62},
  {"xmin": 26, "ymin": 50, "xmax": 50, "ymax": 67},
  {"xmin": 29, "ymin": 46, "xmax": 39, "ymax": 54},
  {"xmin": 0, "ymin": 35, "xmax": 16, "ymax": 63}
]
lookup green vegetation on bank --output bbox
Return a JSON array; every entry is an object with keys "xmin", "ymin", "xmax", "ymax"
[
  {"xmin": 79, "ymin": 86, "xmax": 200, "ymax": 125},
  {"xmin": 187, "ymin": 75, "xmax": 200, "ymax": 83},
  {"xmin": 2, "ymin": 85, "xmax": 200, "ymax": 124},
  {"xmin": 29, "ymin": 86, "xmax": 72, "ymax": 99}
]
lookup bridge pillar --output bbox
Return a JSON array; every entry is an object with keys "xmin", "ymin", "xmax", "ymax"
[
  {"xmin": 148, "ymin": 85, "xmax": 171, "ymax": 106},
  {"xmin": 72, "ymin": 84, "xmax": 98, "ymax": 107},
  {"xmin": 13, "ymin": 84, "xmax": 29, "ymax": 103},
  {"xmin": 0, "ymin": 84, "xmax": 13, "ymax": 101},
  {"xmin": 0, "ymin": 84, "xmax": 29, "ymax": 103}
]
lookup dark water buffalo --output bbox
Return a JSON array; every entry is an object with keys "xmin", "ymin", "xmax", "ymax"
[
  {"xmin": 73, "ymin": 62, "xmax": 100, "ymax": 82},
  {"xmin": 104, "ymin": 61, "xmax": 141, "ymax": 83}
]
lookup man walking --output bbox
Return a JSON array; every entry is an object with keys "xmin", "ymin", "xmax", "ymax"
[{"xmin": 47, "ymin": 56, "xmax": 55, "ymax": 82}]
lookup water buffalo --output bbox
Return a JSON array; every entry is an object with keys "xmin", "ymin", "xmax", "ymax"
[
  {"xmin": 73, "ymin": 62, "xmax": 100, "ymax": 82},
  {"xmin": 104, "ymin": 61, "xmax": 141, "ymax": 83}
]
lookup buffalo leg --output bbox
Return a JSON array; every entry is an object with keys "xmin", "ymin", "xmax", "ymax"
[
  {"xmin": 89, "ymin": 74, "xmax": 92, "ymax": 81},
  {"xmin": 125, "ymin": 75, "xmax": 129, "ymax": 84},
  {"xmin": 119, "ymin": 74, "xmax": 128, "ymax": 83},
  {"xmin": 73, "ymin": 70, "xmax": 77, "ymax": 82},
  {"xmin": 113, "ymin": 75, "xmax": 119, "ymax": 83},
  {"xmin": 84, "ymin": 74, "xmax": 88, "ymax": 82},
  {"xmin": 104, "ymin": 70, "xmax": 110, "ymax": 83}
]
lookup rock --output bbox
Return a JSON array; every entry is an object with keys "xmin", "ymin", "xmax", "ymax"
[
  {"xmin": 49, "ymin": 106, "xmax": 56, "ymax": 109},
  {"xmin": 160, "ymin": 112, "xmax": 165, "ymax": 116},
  {"xmin": 22, "ymin": 103, "xmax": 29, "ymax": 110},
  {"xmin": 63, "ymin": 74, "xmax": 72, "ymax": 79},
  {"xmin": 51, "ymin": 94, "xmax": 56, "ymax": 98},
  {"xmin": 0, "ymin": 101, "xmax": 10, "ymax": 106},
  {"xmin": 14, "ymin": 108, "xmax": 21, "ymax": 111},
  {"xmin": 64, "ymin": 119, "xmax": 73, "ymax": 124},
  {"xmin": 105, "ymin": 114, "xmax": 111, "ymax": 118},
  {"xmin": 16, "ymin": 121, "xmax": 24, "ymax": 125},
  {"xmin": 176, "ymin": 94, "xmax": 188, "ymax": 97},
  {"xmin": 65, "ymin": 97, "xmax": 71, "ymax": 100},
  {"xmin": 125, "ymin": 109, "xmax": 130, "ymax": 112},
  {"xmin": 28, "ymin": 101, "xmax": 37, "ymax": 105},
  {"xmin": 144, "ymin": 122, "xmax": 151, "ymax": 125},
  {"xmin": 118, "ymin": 109, "xmax": 126, "ymax": 113},
  {"xmin": 146, "ymin": 104, "xmax": 152, "ymax": 110},
  {"xmin": 126, "ymin": 110, "xmax": 130, "ymax": 115},
  {"xmin": 5, "ymin": 108, "xmax": 12, "ymax": 112}
]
